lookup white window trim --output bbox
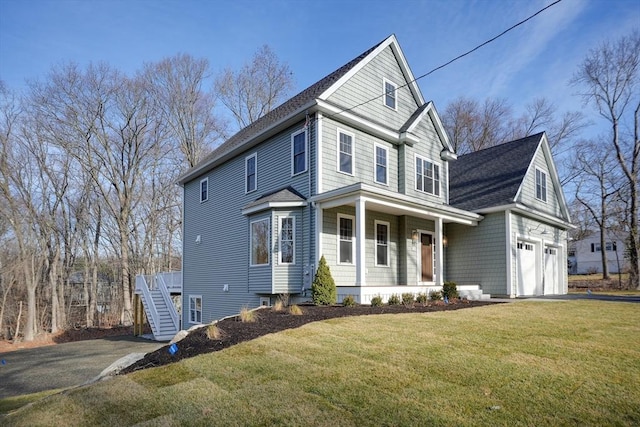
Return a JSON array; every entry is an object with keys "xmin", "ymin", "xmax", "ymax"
[
  {"xmin": 414, "ymin": 154, "xmax": 441, "ymax": 196},
  {"xmin": 535, "ymin": 167, "xmax": 547, "ymax": 203},
  {"xmin": 336, "ymin": 128, "xmax": 355, "ymax": 176},
  {"xmin": 245, "ymin": 153, "xmax": 257, "ymax": 194},
  {"xmin": 374, "ymin": 220, "xmax": 390, "ymax": 267},
  {"xmin": 250, "ymin": 218, "xmax": 270, "ymax": 267},
  {"xmin": 291, "ymin": 129, "xmax": 307, "ymax": 176},
  {"xmin": 188, "ymin": 295, "xmax": 202, "ymax": 324},
  {"xmin": 373, "ymin": 143, "xmax": 389, "ymax": 186},
  {"xmin": 337, "ymin": 213, "xmax": 355, "ymax": 265},
  {"xmin": 279, "ymin": 216, "xmax": 295, "ymax": 265},
  {"xmin": 200, "ymin": 177, "xmax": 208, "ymax": 203},
  {"xmin": 382, "ymin": 78, "xmax": 398, "ymax": 111}
]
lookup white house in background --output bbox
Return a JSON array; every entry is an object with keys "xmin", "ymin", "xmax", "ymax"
[{"xmin": 568, "ymin": 232, "xmax": 629, "ymax": 275}]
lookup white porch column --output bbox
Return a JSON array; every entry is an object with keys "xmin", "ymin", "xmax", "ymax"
[
  {"xmin": 435, "ymin": 217, "xmax": 443, "ymax": 286},
  {"xmin": 315, "ymin": 203, "xmax": 323, "ymax": 261},
  {"xmin": 355, "ymin": 198, "xmax": 366, "ymax": 286}
]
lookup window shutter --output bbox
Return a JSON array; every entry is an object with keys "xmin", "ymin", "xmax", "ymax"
[{"xmin": 591, "ymin": 243, "xmax": 595, "ymax": 252}]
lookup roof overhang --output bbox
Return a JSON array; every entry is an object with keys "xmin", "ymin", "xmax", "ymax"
[
  {"xmin": 310, "ymin": 183, "xmax": 482, "ymax": 226},
  {"xmin": 477, "ymin": 203, "xmax": 575, "ymax": 230},
  {"xmin": 242, "ymin": 201, "xmax": 307, "ymax": 216}
]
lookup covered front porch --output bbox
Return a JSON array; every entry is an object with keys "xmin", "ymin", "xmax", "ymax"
[{"xmin": 310, "ymin": 184, "xmax": 481, "ymax": 302}]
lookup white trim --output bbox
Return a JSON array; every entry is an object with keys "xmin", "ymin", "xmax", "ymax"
[
  {"xmin": 373, "ymin": 143, "xmax": 389, "ymax": 186},
  {"xmin": 382, "ymin": 78, "xmax": 398, "ymax": 111},
  {"xmin": 250, "ymin": 217, "xmax": 270, "ymax": 267},
  {"xmin": 315, "ymin": 205, "xmax": 323, "ymax": 263},
  {"xmin": 414, "ymin": 154, "xmax": 441, "ymax": 197},
  {"xmin": 188, "ymin": 295, "xmax": 202, "ymax": 325},
  {"xmin": 337, "ymin": 128, "xmax": 355, "ymax": 176},
  {"xmin": 200, "ymin": 177, "xmax": 209, "ymax": 203},
  {"xmin": 355, "ymin": 199, "xmax": 366, "ymax": 285},
  {"xmin": 317, "ymin": 100, "xmax": 400, "ymax": 143},
  {"xmin": 279, "ymin": 216, "xmax": 296, "ymax": 265},
  {"xmin": 241, "ymin": 201, "xmax": 306, "ymax": 216},
  {"xmin": 476, "ymin": 203, "xmax": 574, "ymax": 230},
  {"xmin": 505, "ymin": 209, "xmax": 514, "ymax": 297},
  {"xmin": 535, "ymin": 166, "xmax": 548, "ymax": 203},
  {"xmin": 245, "ymin": 153, "xmax": 257, "ymax": 194},
  {"xmin": 316, "ymin": 111, "xmax": 323, "ymax": 194},
  {"xmin": 337, "ymin": 213, "xmax": 355, "ymax": 265},
  {"xmin": 435, "ymin": 218, "xmax": 443, "ymax": 286},
  {"xmin": 416, "ymin": 230, "xmax": 435, "ymax": 284},
  {"xmin": 291, "ymin": 129, "xmax": 308, "ymax": 176},
  {"xmin": 374, "ymin": 220, "xmax": 390, "ymax": 267}
]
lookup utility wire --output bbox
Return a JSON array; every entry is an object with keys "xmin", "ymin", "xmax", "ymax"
[{"xmin": 326, "ymin": 0, "xmax": 563, "ymax": 120}]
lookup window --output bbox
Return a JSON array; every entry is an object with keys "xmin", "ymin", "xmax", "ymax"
[
  {"xmin": 338, "ymin": 214, "xmax": 354, "ymax": 264},
  {"xmin": 338, "ymin": 130, "xmax": 354, "ymax": 175},
  {"xmin": 415, "ymin": 156, "xmax": 440, "ymax": 196},
  {"xmin": 375, "ymin": 221, "xmax": 389, "ymax": 266},
  {"xmin": 200, "ymin": 178, "xmax": 208, "ymax": 202},
  {"xmin": 246, "ymin": 153, "xmax": 257, "ymax": 193},
  {"xmin": 189, "ymin": 295, "xmax": 202, "ymax": 324},
  {"xmin": 536, "ymin": 168, "xmax": 547, "ymax": 202},
  {"xmin": 291, "ymin": 130, "xmax": 307, "ymax": 175},
  {"xmin": 375, "ymin": 145, "xmax": 388, "ymax": 185},
  {"xmin": 568, "ymin": 248, "xmax": 576, "ymax": 257},
  {"xmin": 383, "ymin": 79, "xmax": 397, "ymax": 110},
  {"xmin": 280, "ymin": 217, "xmax": 295, "ymax": 264},
  {"xmin": 250, "ymin": 218, "xmax": 269, "ymax": 266},
  {"xmin": 606, "ymin": 241, "xmax": 617, "ymax": 252}
]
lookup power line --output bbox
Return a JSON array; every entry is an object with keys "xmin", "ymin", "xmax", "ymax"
[{"xmin": 326, "ymin": 0, "xmax": 563, "ymax": 120}]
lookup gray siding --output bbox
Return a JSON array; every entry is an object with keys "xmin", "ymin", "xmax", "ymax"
[
  {"xmin": 182, "ymin": 121, "xmax": 313, "ymax": 323},
  {"xmin": 446, "ymin": 213, "xmax": 507, "ymax": 295},
  {"xmin": 326, "ymin": 46, "xmax": 420, "ymax": 130},
  {"xmin": 517, "ymin": 148, "xmax": 564, "ymax": 218}
]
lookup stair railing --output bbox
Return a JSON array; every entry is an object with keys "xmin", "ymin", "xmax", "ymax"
[
  {"xmin": 135, "ymin": 275, "xmax": 160, "ymax": 336},
  {"xmin": 155, "ymin": 273, "xmax": 180, "ymax": 332}
]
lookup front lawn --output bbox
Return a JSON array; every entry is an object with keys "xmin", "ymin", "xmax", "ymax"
[{"xmin": 3, "ymin": 300, "xmax": 639, "ymax": 426}]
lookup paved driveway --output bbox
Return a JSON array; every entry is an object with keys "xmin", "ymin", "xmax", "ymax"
[
  {"xmin": 0, "ymin": 336, "xmax": 162, "ymax": 399},
  {"xmin": 532, "ymin": 293, "xmax": 640, "ymax": 303}
]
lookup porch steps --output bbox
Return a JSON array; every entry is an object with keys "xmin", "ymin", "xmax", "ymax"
[{"xmin": 458, "ymin": 289, "xmax": 491, "ymax": 301}]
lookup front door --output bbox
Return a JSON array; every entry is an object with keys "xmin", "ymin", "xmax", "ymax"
[{"xmin": 421, "ymin": 233, "xmax": 433, "ymax": 282}]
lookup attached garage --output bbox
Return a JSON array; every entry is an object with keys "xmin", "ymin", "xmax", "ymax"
[
  {"xmin": 516, "ymin": 240, "xmax": 539, "ymax": 296},
  {"xmin": 544, "ymin": 245, "xmax": 559, "ymax": 295}
]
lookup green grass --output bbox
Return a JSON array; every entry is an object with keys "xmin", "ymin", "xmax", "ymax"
[
  {"xmin": 3, "ymin": 301, "xmax": 639, "ymax": 426},
  {"xmin": 0, "ymin": 389, "xmax": 64, "ymax": 415},
  {"xmin": 569, "ymin": 273, "xmax": 629, "ymax": 282}
]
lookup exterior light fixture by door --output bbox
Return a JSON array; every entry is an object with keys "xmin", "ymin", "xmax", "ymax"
[
  {"xmin": 412, "ymin": 230, "xmax": 419, "ymax": 244},
  {"xmin": 442, "ymin": 235, "xmax": 448, "ymax": 248}
]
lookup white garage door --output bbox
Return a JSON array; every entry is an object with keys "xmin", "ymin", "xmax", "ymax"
[
  {"xmin": 517, "ymin": 241, "xmax": 537, "ymax": 296},
  {"xmin": 544, "ymin": 246, "xmax": 559, "ymax": 295}
]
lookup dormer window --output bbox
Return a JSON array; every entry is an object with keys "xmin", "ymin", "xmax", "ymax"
[
  {"xmin": 535, "ymin": 168, "xmax": 547, "ymax": 202},
  {"xmin": 383, "ymin": 78, "xmax": 397, "ymax": 110}
]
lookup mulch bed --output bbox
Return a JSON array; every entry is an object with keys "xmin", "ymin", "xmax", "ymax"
[{"xmin": 122, "ymin": 300, "xmax": 498, "ymax": 374}]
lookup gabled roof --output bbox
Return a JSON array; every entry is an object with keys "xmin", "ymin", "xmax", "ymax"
[
  {"xmin": 178, "ymin": 38, "xmax": 387, "ymax": 185},
  {"xmin": 241, "ymin": 186, "xmax": 307, "ymax": 215},
  {"xmin": 448, "ymin": 133, "xmax": 543, "ymax": 212}
]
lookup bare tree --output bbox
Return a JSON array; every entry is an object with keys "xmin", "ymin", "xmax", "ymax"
[
  {"xmin": 215, "ymin": 45, "xmax": 294, "ymax": 129},
  {"xmin": 143, "ymin": 54, "xmax": 226, "ymax": 167},
  {"xmin": 572, "ymin": 31, "xmax": 640, "ymax": 289}
]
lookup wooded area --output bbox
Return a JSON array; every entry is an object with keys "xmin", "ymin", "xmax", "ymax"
[{"xmin": 0, "ymin": 32, "xmax": 637, "ymax": 342}]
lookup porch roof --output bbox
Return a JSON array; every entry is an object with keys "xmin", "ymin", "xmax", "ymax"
[{"xmin": 310, "ymin": 183, "xmax": 482, "ymax": 226}]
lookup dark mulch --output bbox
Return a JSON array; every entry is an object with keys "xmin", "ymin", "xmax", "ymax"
[{"xmin": 121, "ymin": 300, "xmax": 499, "ymax": 374}]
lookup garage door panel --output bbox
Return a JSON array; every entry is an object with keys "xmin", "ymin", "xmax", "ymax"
[
  {"xmin": 544, "ymin": 246, "xmax": 558, "ymax": 295},
  {"xmin": 517, "ymin": 241, "xmax": 537, "ymax": 296}
]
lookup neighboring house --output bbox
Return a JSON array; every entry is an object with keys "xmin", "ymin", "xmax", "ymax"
[
  {"xmin": 176, "ymin": 35, "xmax": 573, "ymax": 325},
  {"xmin": 568, "ymin": 232, "xmax": 629, "ymax": 275}
]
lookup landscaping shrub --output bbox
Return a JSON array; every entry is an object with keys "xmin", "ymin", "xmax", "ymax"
[
  {"xmin": 206, "ymin": 324, "xmax": 221, "ymax": 340},
  {"xmin": 388, "ymin": 293, "xmax": 401, "ymax": 305},
  {"xmin": 273, "ymin": 299, "xmax": 284, "ymax": 312},
  {"xmin": 342, "ymin": 295, "xmax": 356, "ymax": 307},
  {"xmin": 429, "ymin": 290, "xmax": 442, "ymax": 301},
  {"xmin": 239, "ymin": 306, "xmax": 256, "ymax": 322},
  {"xmin": 442, "ymin": 282, "xmax": 459, "ymax": 299},
  {"xmin": 416, "ymin": 292, "xmax": 428, "ymax": 304},
  {"xmin": 311, "ymin": 255, "xmax": 337, "ymax": 305},
  {"xmin": 289, "ymin": 304, "xmax": 303, "ymax": 315},
  {"xmin": 370, "ymin": 295, "xmax": 383, "ymax": 307},
  {"xmin": 278, "ymin": 293, "xmax": 290, "ymax": 307},
  {"xmin": 402, "ymin": 292, "xmax": 415, "ymax": 306}
]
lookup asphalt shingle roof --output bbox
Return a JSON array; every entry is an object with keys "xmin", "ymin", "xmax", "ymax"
[
  {"xmin": 448, "ymin": 133, "xmax": 543, "ymax": 212},
  {"xmin": 242, "ymin": 186, "xmax": 307, "ymax": 210}
]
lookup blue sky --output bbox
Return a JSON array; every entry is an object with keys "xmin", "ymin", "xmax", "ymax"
[{"xmin": 1, "ymin": 0, "xmax": 638, "ymax": 135}]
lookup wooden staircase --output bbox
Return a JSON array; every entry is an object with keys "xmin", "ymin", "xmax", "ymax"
[{"xmin": 134, "ymin": 273, "xmax": 181, "ymax": 341}]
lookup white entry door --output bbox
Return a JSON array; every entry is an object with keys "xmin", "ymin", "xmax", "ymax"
[
  {"xmin": 517, "ymin": 241, "xmax": 537, "ymax": 296},
  {"xmin": 544, "ymin": 246, "xmax": 559, "ymax": 295}
]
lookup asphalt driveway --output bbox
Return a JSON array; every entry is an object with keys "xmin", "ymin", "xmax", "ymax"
[{"xmin": 0, "ymin": 336, "xmax": 162, "ymax": 399}]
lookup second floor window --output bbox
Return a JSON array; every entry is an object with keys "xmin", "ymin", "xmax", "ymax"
[
  {"xmin": 384, "ymin": 79, "xmax": 397, "ymax": 110},
  {"xmin": 375, "ymin": 145, "xmax": 388, "ymax": 185},
  {"xmin": 200, "ymin": 178, "xmax": 208, "ymax": 202},
  {"xmin": 338, "ymin": 130, "xmax": 354, "ymax": 175},
  {"xmin": 416, "ymin": 156, "xmax": 440, "ymax": 196},
  {"xmin": 536, "ymin": 168, "xmax": 547, "ymax": 202},
  {"xmin": 292, "ymin": 130, "xmax": 307, "ymax": 175},
  {"xmin": 246, "ymin": 153, "xmax": 257, "ymax": 193}
]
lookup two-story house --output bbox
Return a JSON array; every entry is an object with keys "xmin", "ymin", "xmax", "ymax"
[{"xmin": 176, "ymin": 35, "xmax": 572, "ymax": 325}]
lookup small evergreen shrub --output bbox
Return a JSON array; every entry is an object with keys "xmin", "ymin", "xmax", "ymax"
[
  {"xmin": 442, "ymin": 282, "xmax": 459, "ymax": 299},
  {"xmin": 402, "ymin": 292, "xmax": 415, "ymax": 306},
  {"xmin": 388, "ymin": 293, "xmax": 401, "ymax": 305},
  {"xmin": 342, "ymin": 295, "xmax": 356, "ymax": 307},
  {"xmin": 429, "ymin": 290, "xmax": 442, "ymax": 301},
  {"xmin": 289, "ymin": 304, "xmax": 303, "ymax": 315},
  {"xmin": 370, "ymin": 295, "xmax": 383, "ymax": 307},
  {"xmin": 311, "ymin": 255, "xmax": 337, "ymax": 305},
  {"xmin": 416, "ymin": 292, "xmax": 428, "ymax": 304}
]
